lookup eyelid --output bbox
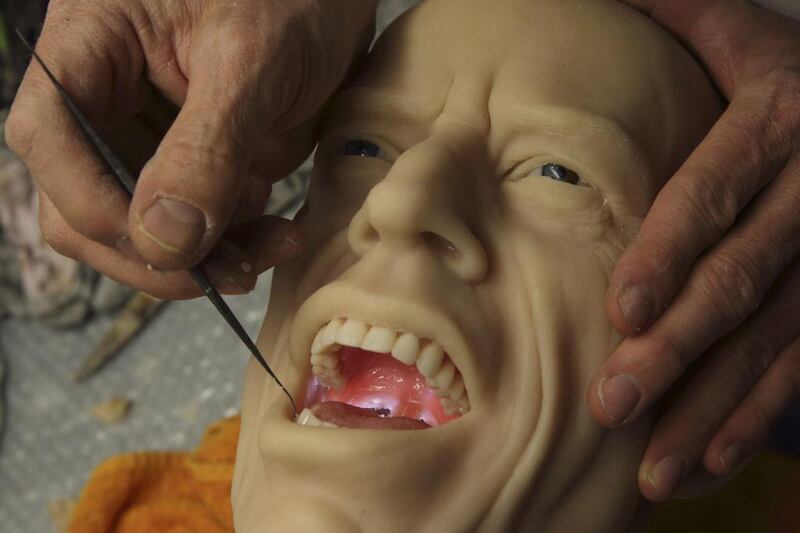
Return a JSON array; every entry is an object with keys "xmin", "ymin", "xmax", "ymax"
[
  {"xmin": 502, "ymin": 158, "xmax": 588, "ymax": 187},
  {"xmin": 500, "ymin": 159, "xmax": 529, "ymax": 180}
]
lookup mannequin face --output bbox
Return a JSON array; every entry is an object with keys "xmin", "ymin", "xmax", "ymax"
[{"xmin": 233, "ymin": 0, "xmax": 720, "ymax": 531}]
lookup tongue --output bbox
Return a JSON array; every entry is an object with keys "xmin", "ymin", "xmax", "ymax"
[
  {"xmin": 304, "ymin": 346, "xmax": 458, "ymax": 427},
  {"xmin": 312, "ymin": 401, "xmax": 430, "ymax": 430}
]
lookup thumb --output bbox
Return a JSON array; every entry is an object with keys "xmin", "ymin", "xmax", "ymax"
[{"xmin": 128, "ymin": 61, "xmax": 261, "ymax": 270}]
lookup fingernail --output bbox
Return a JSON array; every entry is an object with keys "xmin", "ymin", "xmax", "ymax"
[
  {"xmin": 619, "ymin": 285, "xmax": 654, "ymax": 332},
  {"xmin": 219, "ymin": 276, "xmax": 253, "ymax": 294},
  {"xmin": 647, "ymin": 455, "xmax": 688, "ymax": 500},
  {"xmin": 719, "ymin": 443, "xmax": 743, "ymax": 473},
  {"xmin": 258, "ymin": 234, "xmax": 303, "ymax": 271},
  {"xmin": 205, "ymin": 239, "xmax": 257, "ymax": 293},
  {"xmin": 206, "ymin": 268, "xmax": 254, "ymax": 294},
  {"xmin": 140, "ymin": 198, "xmax": 207, "ymax": 255},
  {"xmin": 115, "ymin": 236, "xmax": 141, "ymax": 261},
  {"xmin": 598, "ymin": 374, "xmax": 641, "ymax": 423}
]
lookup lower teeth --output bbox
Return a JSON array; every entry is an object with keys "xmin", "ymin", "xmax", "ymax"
[{"xmin": 296, "ymin": 408, "xmax": 339, "ymax": 428}]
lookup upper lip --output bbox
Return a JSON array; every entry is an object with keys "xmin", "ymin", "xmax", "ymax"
[{"xmin": 289, "ymin": 282, "xmax": 477, "ymax": 409}]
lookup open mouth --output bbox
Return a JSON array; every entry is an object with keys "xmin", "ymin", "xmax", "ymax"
[{"xmin": 297, "ymin": 318, "xmax": 471, "ymax": 430}]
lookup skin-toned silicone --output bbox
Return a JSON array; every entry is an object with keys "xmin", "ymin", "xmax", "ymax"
[{"xmin": 232, "ymin": 0, "xmax": 722, "ymax": 531}]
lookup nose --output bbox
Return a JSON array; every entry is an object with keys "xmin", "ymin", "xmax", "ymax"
[{"xmin": 347, "ymin": 141, "xmax": 488, "ymax": 282}]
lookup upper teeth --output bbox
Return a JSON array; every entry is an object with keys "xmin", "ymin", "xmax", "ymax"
[{"xmin": 310, "ymin": 318, "xmax": 470, "ymax": 415}]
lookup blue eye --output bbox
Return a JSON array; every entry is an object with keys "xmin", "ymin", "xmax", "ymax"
[
  {"xmin": 343, "ymin": 139, "xmax": 381, "ymax": 158},
  {"xmin": 527, "ymin": 163, "xmax": 581, "ymax": 185}
]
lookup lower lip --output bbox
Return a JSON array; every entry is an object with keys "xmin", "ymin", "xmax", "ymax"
[{"xmin": 301, "ymin": 401, "xmax": 432, "ymax": 430}]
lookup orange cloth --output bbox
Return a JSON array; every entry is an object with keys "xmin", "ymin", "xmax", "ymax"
[
  {"xmin": 68, "ymin": 417, "xmax": 240, "ymax": 533},
  {"xmin": 69, "ymin": 415, "xmax": 800, "ymax": 532}
]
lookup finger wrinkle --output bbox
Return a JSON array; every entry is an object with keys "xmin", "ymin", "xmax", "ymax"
[
  {"xmin": 696, "ymin": 252, "xmax": 765, "ymax": 321},
  {"xmin": 129, "ymin": 1, "xmax": 188, "ymax": 84},
  {"xmin": 676, "ymin": 409, "xmax": 719, "ymax": 452},
  {"xmin": 720, "ymin": 343, "xmax": 772, "ymax": 393},
  {"xmin": 646, "ymin": 333, "xmax": 693, "ymax": 378},
  {"xmin": 678, "ymin": 173, "xmax": 738, "ymax": 243}
]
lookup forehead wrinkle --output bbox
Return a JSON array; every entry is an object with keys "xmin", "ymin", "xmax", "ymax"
[
  {"xmin": 324, "ymin": 86, "xmax": 436, "ymax": 140},
  {"xmin": 500, "ymin": 103, "xmax": 647, "ymax": 162},
  {"xmin": 433, "ymin": 73, "xmax": 493, "ymax": 137}
]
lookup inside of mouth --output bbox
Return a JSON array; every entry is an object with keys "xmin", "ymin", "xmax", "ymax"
[{"xmin": 303, "ymin": 347, "xmax": 460, "ymax": 429}]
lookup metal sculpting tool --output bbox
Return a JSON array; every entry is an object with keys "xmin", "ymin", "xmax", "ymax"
[{"xmin": 17, "ymin": 30, "xmax": 297, "ymax": 416}]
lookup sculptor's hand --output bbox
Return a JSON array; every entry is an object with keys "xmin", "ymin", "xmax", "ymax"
[
  {"xmin": 590, "ymin": 0, "xmax": 800, "ymax": 502},
  {"xmin": 7, "ymin": 0, "xmax": 376, "ymax": 299}
]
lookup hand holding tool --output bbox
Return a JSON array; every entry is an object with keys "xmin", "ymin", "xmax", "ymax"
[{"xmin": 16, "ymin": 30, "xmax": 297, "ymax": 416}]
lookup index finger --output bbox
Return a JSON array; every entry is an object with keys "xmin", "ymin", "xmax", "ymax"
[
  {"xmin": 606, "ymin": 86, "xmax": 793, "ymax": 335},
  {"xmin": 6, "ymin": 2, "xmax": 144, "ymax": 248}
]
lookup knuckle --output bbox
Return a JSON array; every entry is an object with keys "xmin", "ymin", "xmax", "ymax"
[
  {"xmin": 168, "ymin": 138, "xmax": 239, "ymax": 169},
  {"xmin": 219, "ymin": 28, "xmax": 267, "ymax": 65},
  {"xmin": 62, "ymin": 189, "xmax": 125, "ymax": 244},
  {"xmin": 212, "ymin": 6, "xmax": 293, "ymax": 72},
  {"xmin": 5, "ymin": 106, "xmax": 37, "ymax": 162},
  {"xmin": 679, "ymin": 171, "xmax": 740, "ymax": 240},
  {"xmin": 722, "ymin": 334, "xmax": 774, "ymax": 386},
  {"xmin": 648, "ymin": 333, "xmax": 692, "ymax": 376},
  {"xmin": 38, "ymin": 207, "xmax": 73, "ymax": 258},
  {"xmin": 743, "ymin": 67, "xmax": 800, "ymax": 157},
  {"xmin": 766, "ymin": 66, "xmax": 800, "ymax": 136},
  {"xmin": 696, "ymin": 252, "xmax": 764, "ymax": 320},
  {"xmin": 683, "ymin": 409, "xmax": 718, "ymax": 445},
  {"xmin": 635, "ymin": 238, "xmax": 678, "ymax": 279},
  {"xmin": 43, "ymin": 192, "xmax": 123, "ymax": 248}
]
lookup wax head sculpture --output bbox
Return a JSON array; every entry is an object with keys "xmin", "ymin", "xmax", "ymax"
[{"xmin": 233, "ymin": 0, "xmax": 721, "ymax": 531}]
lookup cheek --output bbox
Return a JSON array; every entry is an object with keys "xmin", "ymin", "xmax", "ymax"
[
  {"xmin": 504, "ymin": 223, "xmax": 618, "ymax": 304},
  {"xmin": 300, "ymin": 167, "xmax": 378, "ymax": 258},
  {"xmin": 500, "ymin": 229, "xmax": 620, "ymax": 379}
]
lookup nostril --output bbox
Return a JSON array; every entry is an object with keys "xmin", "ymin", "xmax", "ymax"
[
  {"xmin": 422, "ymin": 232, "xmax": 461, "ymax": 259},
  {"xmin": 422, "ymin": 229, "xmax": 487, "ymax": 283},
  {"xmin": 361, "ymin": 226, "xmax": 379, "ymax": 246},
  {"xmin": 348, "ymin": 209, "xmax": 380, "ymax": 257}
]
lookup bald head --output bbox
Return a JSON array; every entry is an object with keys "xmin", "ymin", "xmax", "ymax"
[{"xmin": 341, "ymin": 0, "xmax": 720, "ymax": 207}]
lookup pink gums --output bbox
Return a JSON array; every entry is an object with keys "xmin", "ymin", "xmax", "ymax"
[{"xmin": 303, "ymin": 346, "xmax": 459, "ymax": 427}]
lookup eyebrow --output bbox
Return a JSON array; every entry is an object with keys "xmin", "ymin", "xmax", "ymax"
[
  {"xmin": 325, "ymin": 87, "xmax": 432, "ymax": 127},
  {"xmin": 504, "ymin": 102, "xmax": 652, "ymax": 172},
  {"xmin": 495, "ymin": 102, "xmax": 655, "ymax": 198},
  {"xmin": 502, "ymin": 103, "xmax": 643, "ymax": 156}
]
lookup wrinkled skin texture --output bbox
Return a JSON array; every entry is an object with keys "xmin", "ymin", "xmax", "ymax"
[
  {"xmin": 233, "ymin": 1, "xmax": 720, "ymax": 531},
  {"xmin": 6, "ymin": 0, "xmax": 376, "ymax": 299},
  {"xmin": 592, "ymin": 0, "xmax": 800, "ymax": 502}
]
